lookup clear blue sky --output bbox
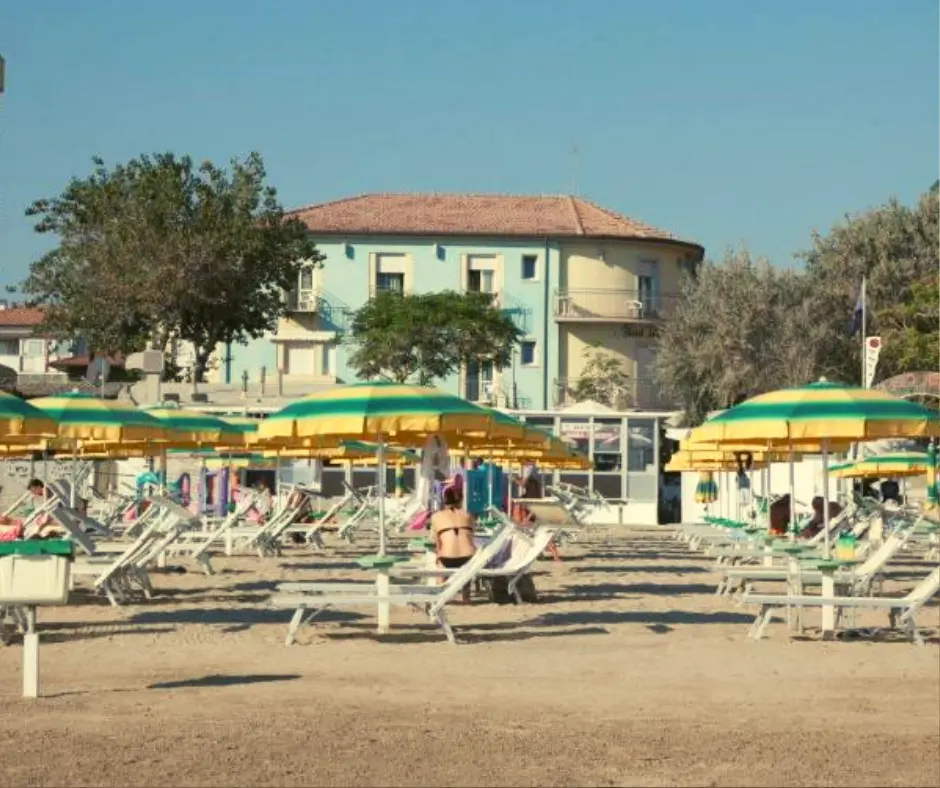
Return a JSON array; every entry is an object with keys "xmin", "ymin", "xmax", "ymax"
[{"xmin": 1, "ymin": 0, "xmax": 937, "ymax": 290}]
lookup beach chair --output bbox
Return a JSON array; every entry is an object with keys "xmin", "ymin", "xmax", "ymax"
[
  {"xmin": 336, "ymin": 483, "xmax": 379, "ymax": 542},
  {"xmin": 389, "ymin": 526, "xmax": 557, "ymax": 603},
  {"xmin": 716, "ymin": 520, "xmax": 921, "ymax": 600},
  {"xmin": 181, "ymin": 493, "xmax": 258, "ymax": 575},
  {"xmin": 70, "ymin": 509, "xmax": 172, "ymax": 605},
  {"xmin": 743, "ymin": 566, "xmax": 940, "ymax": 645},
  {"xmin": 271, "ymin": 524, "xmax": 516, "ymax": 645}
]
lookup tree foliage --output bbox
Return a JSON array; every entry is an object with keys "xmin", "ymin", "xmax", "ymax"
[
  {"xmin": 655, "ymin": 186, "xmax": 939, "ymax": 424},
  {"xmin": 572, "ymin": 344, "xmax": 633, "ymax": 408},
  {"xmin": 24, "ymin": 152, "xmax": 321, "ymax": 380},
  {"xmin": 347, "ymin": 290, "xmax": 522, "ymax": 385}
]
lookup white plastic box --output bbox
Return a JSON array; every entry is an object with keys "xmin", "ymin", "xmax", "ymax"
[{"xmin": 0, "ymin": 555, "xmax": 72, "ymax": 605}]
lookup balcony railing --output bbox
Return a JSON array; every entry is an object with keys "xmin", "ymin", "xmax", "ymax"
[
  {"xmin": 553, "ymin": 376, "xmax": 677, "ymax": 411},
  {"xmin": 286, "ymin": 288, "xmax": 320, "ymax": 313},
  {"xmin": 553, "ymin": 289, "xmax": 677, "ymax": 322}
]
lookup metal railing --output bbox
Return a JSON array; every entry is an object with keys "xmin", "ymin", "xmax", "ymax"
[
  {"xmin": 553, "ymin": 376, "xmax": 676, "ymax": 411},
  {"xmin": 285, "ymin": 288, "xmax": 320, "ymax": 312},
  {"xmin": 553, "ymin": 289, "xmax": 677, "ymax": 321}
]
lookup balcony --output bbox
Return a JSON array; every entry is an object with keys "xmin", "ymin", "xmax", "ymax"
[
  {"xmin": 553, "ymin": 377, "xmax": 677, "ymax": 411},
  {"xmin": 284, "ymin": 289, "xmax": 352, "ymax": 333},
  {"xmin": 286, "ymin": 288, "xmax": 320, "ymax": 313},
  {"xmin": 553, "ymin": 289, "xmax": 676, "ymax": 323}
]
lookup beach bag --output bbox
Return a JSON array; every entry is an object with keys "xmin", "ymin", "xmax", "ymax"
[{"xmin": 485, "ymin": 574, "xmax": 538, "ymax": 605}]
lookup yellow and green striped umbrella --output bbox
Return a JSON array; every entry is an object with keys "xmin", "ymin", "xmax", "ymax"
[
  {"xmin": 267, "ymin": 439, "xmax": 419, "ymax": 464},
  {"xmin": 927, "ymin": 444, "xmax": 938, "ymax": 506},
  {"xmin": 664, "ymin": 455, "xmax": 772, "ymax": 472},
  {"xmin": 140, "ymin": 406, "xmax": 244, "ymax": 447},
  {"xmin": 219, "ymin": 416, "xmax": 261, "ymax": 448},
  {"xmin": 259, "ymin": 381, "xmax": 505, "ymax": 444},
  {"xmin": 29, "ymin": 391, "xmax": 166, "ymax": 443},
  {"xmin": 469, "ymin": 434, "xmax": 592, "ymax": 471},
  {"xmin": 691, "ymin": 379, "xmax": 940, "ymax": 446},
  {"xmin": 695, "ymin": 472, "xmax": 719, "ymax": 504},
  {"xmin": 830, "ymin": 451, "xmax": 932, "ymax": 480},
  {"xmin": 0, "ymin": 391, "xmax": 58, "ymax": 442}
]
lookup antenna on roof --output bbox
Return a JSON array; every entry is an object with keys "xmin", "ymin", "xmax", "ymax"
[{"xmin": 569, "ymin": 143, "xmax": 580, "ymax": 196}]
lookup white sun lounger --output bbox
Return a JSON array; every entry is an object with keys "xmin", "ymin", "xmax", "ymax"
[
  {"xmin": 716, "ymin": 518, "xmax": 921, "ymax": 599},
  {"xmin": 743, "ymin": 566, "xmax": 940, "ymax": 645},
  {"xmin": 271, "ymin": 524, "xmax": 516, "ymax": 645},
  {"xmin": 389, "ymin": 526, "xmax": 557, "ymax": 602}
]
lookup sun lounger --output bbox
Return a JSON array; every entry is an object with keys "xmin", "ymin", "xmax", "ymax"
[
  {"xmin": 743, "ymin": 566, "xmax": 940, "ymax": 644},
  {"xmin": 271, "ymin": 524, "xmax": 516, "ymax": 645},
  {"xmin": 716, "ymin": 521, "xmax": 920, "ymax": 600},
  {"xmin": 389, "ymin": 526, "xmax": 557, "ymax": 603}
]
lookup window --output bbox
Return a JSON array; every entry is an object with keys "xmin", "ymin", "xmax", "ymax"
[
  {"xmin": 320, "ymin": 344, "xmax": 333, "ymax": 377},
  {"xmin": 467, "ymin": 269, "xmax": 494, "ymax": 293},
  {"xmin": 520, "ymin": 340, "xmax": 537, "ymax": 366},
  {"xmin": 0, "ymin": 338, "xmax": 18, "ymax": 356},
  {"xmin": 521, "ymin": 255, "xmax": 538, "ymax": 281},
  {"xmin": 375, "ymin": 272, "xmax": 404, "ymax": 293}
]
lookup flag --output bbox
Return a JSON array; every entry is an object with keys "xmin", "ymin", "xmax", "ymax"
[{"xmin": 847, "ymin": 280, "xmax": 864, "ymax": 336}]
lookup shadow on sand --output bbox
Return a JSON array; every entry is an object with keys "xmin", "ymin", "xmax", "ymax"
[
  {"xmin": 148, "ymin": 673, "xmax": 301, "ymax": 690},
  {"xmin": 129, "ymin": 605, "xmax": 365, "ymax": 633},
  {"xmin": 522, "ymin": 609, "xmax": 753, "ymax": 628},
  {"xmin": 570, "ymin": 564, "xmax": 711, "ymax": 576}
]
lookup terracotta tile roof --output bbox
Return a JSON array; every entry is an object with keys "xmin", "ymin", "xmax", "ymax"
[
  {"xmin": 0, "ymin": 306, "xmax": 45, "ymax": 327},
  {"xmin": 287, "ymin": 194, "xmax": 703, "ymax": 253}
]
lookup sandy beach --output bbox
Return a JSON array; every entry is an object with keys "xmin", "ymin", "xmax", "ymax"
[{"xmin": 0, "ymin": 526, "xmax": 937, "ymax": 788}]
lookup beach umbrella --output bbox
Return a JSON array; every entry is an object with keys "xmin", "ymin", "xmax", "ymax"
[
  {"xmin": 259, "ymin": 382, "xmax": 500, "ymax": 444},
  {"xmin": 694, "ymin": 472, "xmax": 718, "ymax": 504},
  {"xmin": 688, "ymin": 379, "xmax": 940, "ymax": 555},
  {"xmin": 140, "ymin": 406, "xmax": 244, "ymax": 448},
  {"xmin": 28, "ymin": 392, "xmax": 168, "ymax": 506},
  {"xmin": 258, "ymin": 382, "xmax": 517, "ymax": 555},
  {"xmin": 829, "ymin": 451, "xmax": 932, "ymax": 480},
  {"xmin": 690, "ymin": 380, "xmax": 940, "ymax": 445},
  {"xmin": 0, "ymin": 391, "xmax": 58, "ymax": 442},
  {"xmin": 218, "ymin": 416, "xmax": 261, "ymax": 448},
  {"xmin": 928, "ymin": 443, "xmax": 939, "ymax": 507},
  {"xmin": 29, "ymin": 392, "xmax": 167, "ymax": 443}
]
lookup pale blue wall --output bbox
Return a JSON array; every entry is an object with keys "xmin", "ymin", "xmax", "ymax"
[
  {"xmin": 314, "ymin": 235, "xmax": 561, "ymax": 409},
  {"xmin": 220, "ymin": 336, "xmax": 276, "ymax": 387}
]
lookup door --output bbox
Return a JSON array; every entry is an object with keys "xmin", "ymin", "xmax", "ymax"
[
  {"xmin": 637, "ymin": 261, "xmax": 660, "ymax": 316},
  {"xmin": 284, "ymin": 343, "xmax": 315, "ymax": 376},
  {"xmin": 465, "ymin": 359, "xmax": 494, "ymax": 401}
]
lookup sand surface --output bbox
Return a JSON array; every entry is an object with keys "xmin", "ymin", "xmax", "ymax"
[{"xmin": 0, "ymin": 526, "xmax": 937, "ymax": 787}]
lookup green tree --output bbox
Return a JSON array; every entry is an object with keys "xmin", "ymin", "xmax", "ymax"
[
  {"xmin": 873, "ymin": 276, "xmax": 939, "ymax": 375},
  {"xmin": 798, "ymin": 187, "xmax": 939, "ymax": 383},
  {"xmin": 572, "ymin": 344, "xmax": 632, "ymax": 407},
  {"xmin": 347, "ymin": 290, "xmax": 522, "ymax": 385},
  {"xmin": 655, "ymin": 248, "xmax": 793, "ymax": 424},
  {"xmin": 24, "ymin": 152, "xmax": 321, "ymax": 381}
]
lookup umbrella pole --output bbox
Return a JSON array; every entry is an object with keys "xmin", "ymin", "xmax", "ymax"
[
  {"xmin": 788, "ymin": 442, "xmax": 796, "ymax": 542},
  {"xmin": 376, "ymin": 434, "xmax": 387, "ymax": 556},
  {"xmin": 822, "ymin": 440, "xmax": 831, "ymax": 559},
  {"xmin": 71, "ymin": 439, "xmax": 78, "ymax": 509}
]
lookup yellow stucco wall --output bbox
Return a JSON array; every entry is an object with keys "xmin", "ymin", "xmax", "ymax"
[
  {"xmin": 562, "ymin": 324, "xmax": 635, "ymax": 380},
  {"xmin": 559, "ymin": 239, "xmax": 689, "ymax": 298}
]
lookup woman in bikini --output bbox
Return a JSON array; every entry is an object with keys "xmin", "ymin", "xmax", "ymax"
[{"xmin": 430, "ymin": 486, "xmax": 476, "ymax": 603}]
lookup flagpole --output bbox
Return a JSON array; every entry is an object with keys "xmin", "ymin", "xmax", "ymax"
[{"xmin": 861, "ymin": 276, "xmax": 867, "ymax": 388}]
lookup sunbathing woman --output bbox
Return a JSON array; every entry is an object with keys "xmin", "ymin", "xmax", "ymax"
[{"xmin": 430, "ymin": 486, "xmax": 476, "ymax": 603}]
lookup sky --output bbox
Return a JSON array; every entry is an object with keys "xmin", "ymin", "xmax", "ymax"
[{"xmin": 0, "ymin": 0, "xmax": 937, "ymax": 290}]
